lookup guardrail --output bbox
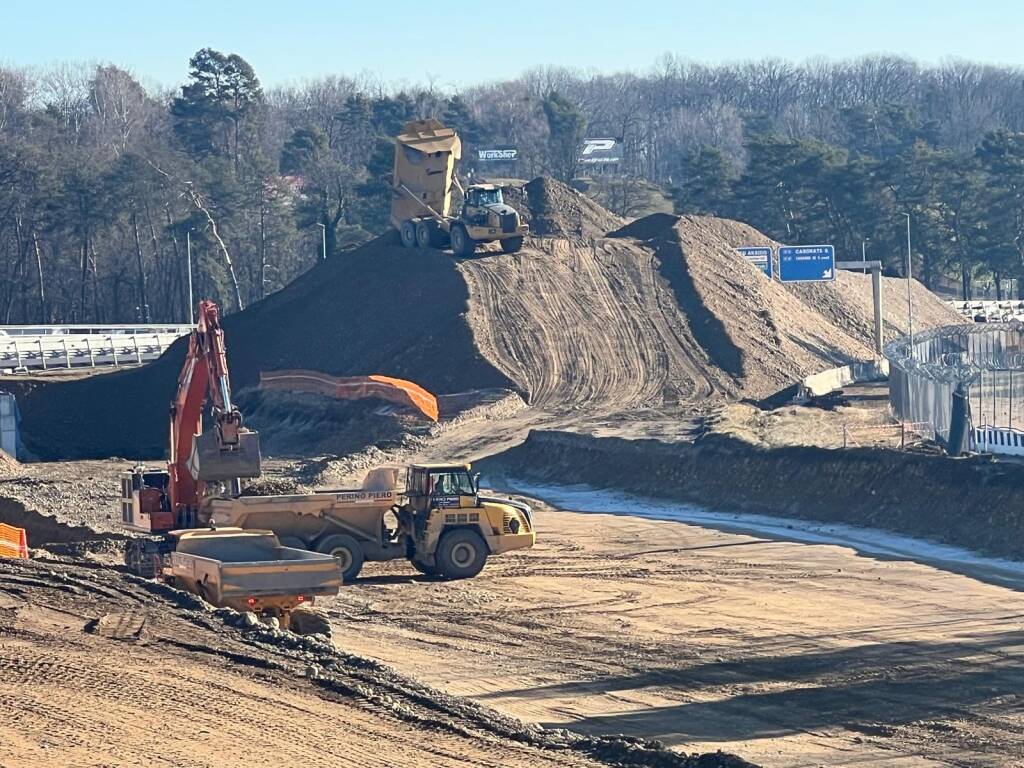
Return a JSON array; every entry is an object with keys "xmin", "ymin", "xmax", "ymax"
[
  {"xmin": 0, "ymin": 324, "xmax": 193, "ymax": 337},
  {"xmin": 0, "ymin": 329, "xmax": 191, "ymax": 371}
]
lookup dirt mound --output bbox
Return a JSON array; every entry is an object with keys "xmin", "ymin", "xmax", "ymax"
[
  {"xmin": 17, "ymin": 207, "xmax": 960, "ymax": 460},
  {"xmin": 18, "ymin": 235, "xmax": 515, "ymax": 460},
  {"xmin": 234, "ymin": 388, "xmax": 418, "ymax": 458},
  {"xmin": 668, "ymin": 216, "xmax": 961, "ymax": 342},
  {"xmin": 506, "ymin": 177, "xmax": 624, "ymax": 240},
  {"xmin": 459, "ymin": 236, "xmax": 737, "ymax": 408},
  {"xmin": 610, "ymin": 214, "xmax": 962, "ymax": 398},
  {"xmin": 0, "ymin": 449, "xmax": 20, "ymax": 474}
]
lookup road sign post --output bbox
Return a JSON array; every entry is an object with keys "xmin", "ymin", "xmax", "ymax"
[
  {"xmin": 736, "ymin": 247, "xmax": 773, "ymax": 278},
  {"xmin": 778, "ymin": 245, "xmax": 835, "ymax": 283}
]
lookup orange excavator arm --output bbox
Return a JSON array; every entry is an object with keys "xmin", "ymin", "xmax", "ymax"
[{"xmin": 168, "ymin": 300, "xmax": 257, "ymax": 515}]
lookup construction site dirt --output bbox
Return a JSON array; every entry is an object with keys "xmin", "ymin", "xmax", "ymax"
[
  {"xmin": 5, "ymin": 451, "xmax": 1024, "ymax": 767},
  {"xmin": 4, "ymin": 180, "xmax": 1004, "ymax": 768}
]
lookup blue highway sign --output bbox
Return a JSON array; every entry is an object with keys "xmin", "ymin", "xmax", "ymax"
[
  {"xmin": 736, "ymin": 247, "xmax": 773, "ymax": 278},
  {"xmin": 778, "ymin": 244, "xmax": 835, "ymax": 283}
]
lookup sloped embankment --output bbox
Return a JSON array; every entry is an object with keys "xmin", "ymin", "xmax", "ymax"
[{"xmin": 489, "ymin": 429, "xmax": 1024, "ymax": 561}]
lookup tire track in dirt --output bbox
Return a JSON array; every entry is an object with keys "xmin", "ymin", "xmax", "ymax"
[
  {"xmin": 458, "ymin": 238, "xmax": 734, "ymax": 414},
  {"xmin": 0, "ymin": 558, "xmax": 749, "ymax": 768}
]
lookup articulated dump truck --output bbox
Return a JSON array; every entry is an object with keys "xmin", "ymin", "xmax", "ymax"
[
  {"xmin": 391, "ymin": 118, "xmax": 528, "ymax": 256},
  {"xmin": 203, "ymin": 464, "xmax": 536, "ymax": 582}
]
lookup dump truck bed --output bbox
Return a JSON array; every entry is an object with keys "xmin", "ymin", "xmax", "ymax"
[
  {"xmin": 166, "ymin": 528, "xmax": 341, "ymax": 610},
  {"xmin": 208, "ymin": 489, "xmax": 397, "ymax": 543}
]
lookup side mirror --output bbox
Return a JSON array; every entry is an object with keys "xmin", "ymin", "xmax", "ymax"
[
  {"xmin": 132, "ymin": 472, "xmax": 143, "ymax": 492},
  {"xmin": 473, "ymin": 473, "xmax": 481, "ymax": 494}
]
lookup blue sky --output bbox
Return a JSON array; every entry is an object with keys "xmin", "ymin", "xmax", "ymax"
[{"xmin": 3, "ymin": 0, "xmax": 1023, "ymax": 90}]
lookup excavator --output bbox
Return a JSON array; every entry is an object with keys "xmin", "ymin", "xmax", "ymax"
[
  {"xmin": 121, "ymin": 299, "xmax": 536, "ymax": 582},
  {"xmin": 121, "ymin": 300, "xmax": 262, "ymax": 576}
]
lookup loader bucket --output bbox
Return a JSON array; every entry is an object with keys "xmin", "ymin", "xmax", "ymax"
[{"xmin": 189, "ymin": 429, "xmax": 262, "ymax": 482}]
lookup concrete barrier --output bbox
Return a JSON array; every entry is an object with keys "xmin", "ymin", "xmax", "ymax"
[{"xmin": 797, "ymin": 359, "xmax": 889, "ymax": 400}]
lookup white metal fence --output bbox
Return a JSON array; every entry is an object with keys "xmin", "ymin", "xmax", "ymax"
[{"xmin": 0, "ymin": 325, "xmax": 192, "ymax": 371}]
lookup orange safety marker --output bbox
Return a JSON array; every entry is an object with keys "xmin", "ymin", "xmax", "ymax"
[{"xmin": 0, "ymin": 523, "xmax": 29, "ymax": 559}]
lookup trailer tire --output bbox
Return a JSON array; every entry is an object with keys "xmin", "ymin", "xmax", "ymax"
[
  {"xmin": 317, "ymin": 534, "xmax": 364, "ymax": 582},
  {"xmin": 415, "ymin": 220, "xmax": 434, "ymax": 249},
  {"xmin": 399, "ymin": 220, "xmax": 417, "ymax": 248},
  {"xmin": 500, "ymin": 236, "xmax": 524, "ymax": 254},
  {"xmin": 436, "ymin": 529, "xmax": 488, "ymax": 579},
  {"xmin": 450, "ymin": 224, "xmax": 475, "ymax": 257}
]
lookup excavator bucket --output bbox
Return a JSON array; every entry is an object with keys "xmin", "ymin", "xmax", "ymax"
[{"xmin": 189, "ymin": 429, "xmax": 262, "ymax": 482}]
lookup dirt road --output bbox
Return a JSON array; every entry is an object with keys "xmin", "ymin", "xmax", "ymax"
[
  {"xmin": 332, "ymin": 499, "xmax": 1024, "ymax": 767},
  {"xmin": 1, "ymin": 556, "xmax": 751, "ymax": 768}
]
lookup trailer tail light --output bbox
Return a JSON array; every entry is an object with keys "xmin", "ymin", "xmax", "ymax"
[
  {"xmin": 296, "ymin": 595, "xmax": 305, "ymax": 603},
  {"xmin": 247, "ymin": 597, "xmax": 256, "ymax": 607}
]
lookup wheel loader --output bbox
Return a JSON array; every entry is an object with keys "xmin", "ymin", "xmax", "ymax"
[{"xmin": 391, "ymin": 119, "xmax": 528, "ymax": 256}]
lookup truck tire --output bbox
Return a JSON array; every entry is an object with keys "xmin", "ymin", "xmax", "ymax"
[
  {"xmin": 435, "ymin": 529, "xmax": 488, "ymax": 579},
  {"xmin": 415, "ymin": 220, "xmax": 435, "ymax": 249},
  {"xmin": 400, "ymin": 220, "xmax": 417, "ymax": 248},
  {"xmin": 450, "ymin": 224, "xmax": 476, "ymax": 257},
  {"xmin": 317, "ymin": 534, "xmax": 365, "ymax": 582},
  {"xmin": 500, "ymin": 236, "xmax": 524, "ymax": 254}
]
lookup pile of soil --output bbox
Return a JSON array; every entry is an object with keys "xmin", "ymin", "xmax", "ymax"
[
  {"xmin": 234, "ymin": 388, "xmax": 418, "ymax": 458},
  {"xmin": 0, "ymin": 449, "xmax": 20, "ymax": 474},
  {"xmin": 506, "ymin": 177, "xmax": 625, "ymax": 240},
  {"xmin": 17, "ymin": 235, "xmax": 514, "ymax": 460},
  {"xmin": 697, "ymin": 217, "xmax": 961, "ymax": 341},
  {"xmin": 16, "ymin": 187, "xmax": 960, "ymax": 461},
  {"xmin": 610, "ymin": 214, "xmax": 962, "ymax": 398}
]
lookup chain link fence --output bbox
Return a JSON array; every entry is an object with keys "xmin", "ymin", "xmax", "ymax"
[{"xmin": 886, "ymin": 322, "xmax": 1024, "ymax": 445}]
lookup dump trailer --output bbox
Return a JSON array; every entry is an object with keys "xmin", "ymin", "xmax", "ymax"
[
  {"xmin": 204, "ymin": 464, "xmax": 535, "ymax": 582},
  {"xmin": 391, "ymin": 118, "xmax": 528, "ymax": 256},
  {"xmin": 164, "ymin": 528, "xmax": 341, "ymax": 628}
]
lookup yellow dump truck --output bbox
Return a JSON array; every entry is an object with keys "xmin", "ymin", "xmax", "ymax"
[
  {"xmin": 205, "ymin": 464, "xmax": 535, "ymax": 582},
  {"xmin": 163, "ymin": 528, "xmax": 341, "ymax": 628},
  {"xmin": 392, "ymin": 118, "xmax": 528, "ymax": 256}
]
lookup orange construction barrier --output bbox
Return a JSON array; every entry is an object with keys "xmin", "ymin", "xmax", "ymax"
[
  {"xmin": 0, "ymin": 523, "xmax": 29, "ymax": 559},
  {"xmin": 260, "ymin": 370, "xmax": 439, "ymax": 422}
]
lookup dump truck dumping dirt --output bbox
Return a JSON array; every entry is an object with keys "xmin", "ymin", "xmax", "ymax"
[{"xmin": 15, "ymin": 180, "xmax": 960, "ymax": 460}]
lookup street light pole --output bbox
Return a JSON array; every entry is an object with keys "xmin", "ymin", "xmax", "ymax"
[
  {"xmin": 186, "ymin": 229, "xmax": 195, "ymax": 323},
  {"xmin": 316, "ymin": 223, "xmax": 327, "ymax": 261},
  {"xmin": 904, "ymin": 213, "xmax": 914, "ymax": 349}
]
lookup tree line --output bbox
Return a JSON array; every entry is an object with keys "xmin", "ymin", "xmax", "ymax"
[{"xmin": 2, "ymin": 51, "xmax": 1023, "ymax": 325}]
